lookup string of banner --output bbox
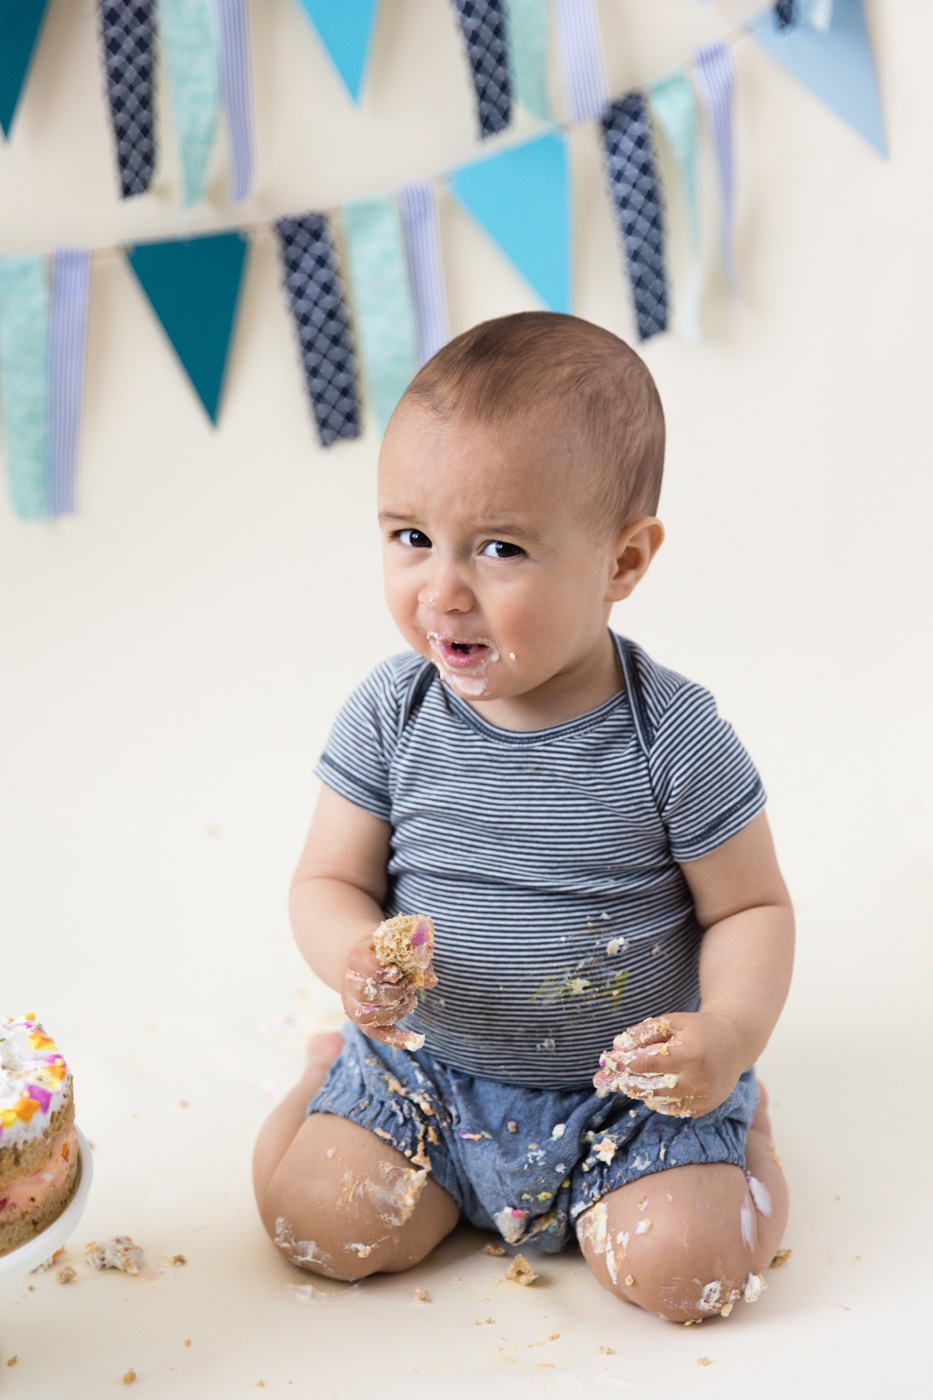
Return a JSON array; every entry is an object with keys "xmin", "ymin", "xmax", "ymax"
[{"xmin": 0, "ymin": 0, "xmax": 884, "ymax": 521}]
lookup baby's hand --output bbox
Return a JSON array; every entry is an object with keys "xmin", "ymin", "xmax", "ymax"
[
  {"xmin": 592, "ymin": 1011, "xmax": 747, "ymax": 1118},
  {"xmin": 342, "ymin": 934, "xmax": 437, "ymax": 1050}
]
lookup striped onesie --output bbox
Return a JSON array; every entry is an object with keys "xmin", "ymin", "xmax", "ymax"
[{"xmin": 316, "ymin": 630, "xmax": 766, "ymax": 1091}]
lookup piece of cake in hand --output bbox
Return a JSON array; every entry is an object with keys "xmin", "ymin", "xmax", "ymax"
[
  {"xmin": 372, "ymin": 915, "xmax": 435, "ymax": 1050},
  {"xmin": 0, "ymin": 1014, "xmax": 79, "ymax": 1256}
]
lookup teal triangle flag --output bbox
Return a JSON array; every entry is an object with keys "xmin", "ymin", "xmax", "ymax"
[
  {"xmin": 0, "ymin": 0, "xmax": 51, "ymax": 138},
  {"xmin": 295, "ymin": 0, "xmax": 380, "ymax": 103},
  {"xmin": 127, "ymin": 232, "xmax": 249, "ymax": 424},
  {"xmin": 750, "ymin": 0, "xmax": 886, "ymax": 155},
  {"xmin": 448, "ymin": 132, "xmax": 571, "ymax": 314}
]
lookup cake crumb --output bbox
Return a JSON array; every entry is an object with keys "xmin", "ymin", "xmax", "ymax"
[
  {"xmin": 85, "ymin": 1237, "xmax": 145, "ymax": 1275},
  {"xmin": 483, "ymin": 1242, "xmax": 507, "ymax": 1256},
  {"xmin": 172, "ymin": 1254, "xmax": 187, "ymax": 1267},
  {"xmin": 474, "ymin": 1317, "xmax": 495, "ymax": 1325},
  {"xmin": 697, "ymin": 1356, "xmax": 712, "ymax": 1367},
  {"xmin": 507, "ymin": 1120, "xmax": 518, "ymax": 1133},
  {"xmin": 57, "ymin": 1265, "xmax": 77, "ymax": 1284},
  {"xmin": 184, "ymin": 1339, "xmax": 192, "ymax": 1347},
  {"xmin": 413, "ymin": 1288, "xmax": 431, "ymax": 1303},
  {"xmin": 599, "ymin": 1346, "xmax": 614, "ymax": 1356},
  {"xmin": 770, "ymin": 1248, "xmax": 793, "ymax": 1269},
  {"xmin": 122, "ymin": 1369, "xmax": 137, "ymax": 1385},
  {"xmin": 32, "ymin": 1247, "xmax": 66, "ymax": 1274},
  {"xmin": 624, "ymin": 1274, "xmax": 635, "ymax": 1287},
  {"xmin": 505, "ymin": 1254, "xmax": 538, "ymax": 1286},
  {"xmin": 6, "ymin": 1356, "xmax": 17, "ymax": 1367}
]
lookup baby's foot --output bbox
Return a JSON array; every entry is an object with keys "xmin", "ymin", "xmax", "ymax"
[{"xmin": 306, "ymin": 1032, "xmax": 345, "ymax": 1070}]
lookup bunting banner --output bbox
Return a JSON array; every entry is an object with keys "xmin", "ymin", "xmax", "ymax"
[
  {"xmin": 99, "ymin": 0, "xmax": 157, "ymax": 199},
  {"xmin": 750, "ymin": 0, "xmax": 885, "ymax": 154},
  {"xmin": 48, "ymin": 249, "xmax": 92, "ymax": 517},
  {"xmin": 649, "ymin": 72, "xmax": 701, "ymax": 340},
  {"xmin": 693, "ymin": 42, "xmax": 738, "ymax": 296},
  {"xmin": 552, "ymin": 0, "xmax": 608, "ymax": 123},
  {"xmin": 275, "ymin": 213, "xmax": 361, "ymax": 448},
  {"xmin": 0, "ymin": 0, "xmax": 51, "ymax": 138},
  {"xmin": 600, "ymin": 94, "xmax": 668, "ymax": 342},
  {"xmin": 450, "ymin": 0, "xmax": 512, "ymax": 140},
  {"xmin": 216, "ymin": 0, "xmax": 255, "ymax": 202},
  {"xmin": 398, "ymin": 183, "xmax": 450, "ymax": 369},
  {"xmin": 343, "ymin": 197, "xmax": 418, "ymax": 432},
  {"xmin": 502, "ymin": 0, "xmax": 552, "ymax": 122},
  {"xmin": 159, "ymin": 0, "xmax": 220, "ymax": 207},
  {"xmin": 448, "ymin": 131, "xmax": 570, "ymax": 314},
  {"xmin": 126, "ymin": 231, "xmax": 250, "ymax": 423},
  {"xmin": 0, "ymin": 256, "xmax": 49, "ymax": 520},
  {"xmin": 295, "ymin": 0, "xmax": 381, "ymax": 105}
]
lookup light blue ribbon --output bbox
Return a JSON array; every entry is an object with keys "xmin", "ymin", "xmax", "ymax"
[
  {"xmin": 502, "ymin": 0, "xmax": 552, "ymax": 121},
  {"xmin": 343, "ymin": 197, "xmax": 418, "ymax": 433},
  {"xmin": 159, "ymin": 0, "xmax": 220, "ymax": 207},
  {"xmin": 649, "ymin": 72, "xmax": 701, "ymax": 339},
  {"xmin": 0, "ymin": 255, "xmax": 49, "ymax": 519}
]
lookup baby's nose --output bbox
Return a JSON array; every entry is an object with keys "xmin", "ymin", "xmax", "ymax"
[{"xmin": 418, "ymin": 561, "xmax": 474, "ymax": 613}]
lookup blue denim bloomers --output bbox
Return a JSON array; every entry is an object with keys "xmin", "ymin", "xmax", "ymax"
[{"xmin": 307, "ymin": 1024, "xmax": 759, "ymax": 1254}]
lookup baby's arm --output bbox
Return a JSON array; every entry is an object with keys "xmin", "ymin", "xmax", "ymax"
[
  {"xmin": 594, "ymin": 811, "xmax": 794, "ymax": 1115},
  {"xmin": 289, "ymin": 785, "xmax": 435, "ymax": 1047}
]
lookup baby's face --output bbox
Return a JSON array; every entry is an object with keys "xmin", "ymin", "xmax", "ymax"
[{"xmin": 378, "ymin": 405, "xmax": 625, "ymax": 710}]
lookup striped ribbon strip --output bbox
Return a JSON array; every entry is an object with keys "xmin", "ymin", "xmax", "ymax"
[
  {"xmin": 502, "ymin": 0, "xmax": 552, "ymax": 121},
  {"xmin": 99, "ymin": 0, "xmax": 157, "ymax": 198},
  {"xmin": 450, "ymin": 0, "xmax": 512, "ymax": 140},
  {"xmin": 275, "ymin": 213, "xmax": 361, "ymax": 448},
  {"xmin": 0, "ymin": 256, "xmax": 49, "ymax": 519},
  {"xmin": 48, "ymin": 249, "xmax": 92, "ymax": 516},
  {"xmin": 343, "ymin": 197, "xmax": 418, "ymax": 432},
  {"xmin": 693, "ymin": 42, "xmax": 738, "ymax": 295},
  {"xmin": 649, "ymin": 73, "xmax": 701, "ymax": 340},
  {"xmin": 215, "ymin": 0, "xmax": 254, "ymax": 203},
  {"xmin": 600, "ymin": 93, "xmax": 669, "ymax": 341},
  {"xmin": 159, "ymin": 0, "xmax": 220, "ymax": 207},
  {"xmin": 398, "ymin": 183, "xmax": 450, "ymax": 369},
  {"xmin": 552, "ymin": 0, "xmax": 609, "ymax": 123}
]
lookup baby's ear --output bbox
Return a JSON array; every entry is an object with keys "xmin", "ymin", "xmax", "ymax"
[{"xmin": 607, "ymin": 517, "xmax": 664, "ymax": 601}]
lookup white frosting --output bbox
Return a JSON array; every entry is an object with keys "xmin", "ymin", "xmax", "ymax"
[{"xmin": 0, "ymin": 1015, "xmax": 71, "ymax": 1149}]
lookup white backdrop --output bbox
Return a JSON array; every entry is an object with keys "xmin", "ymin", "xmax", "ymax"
[{"xmin": 1, "ymin": 1, "xmax": 931, "ymax": 1395}]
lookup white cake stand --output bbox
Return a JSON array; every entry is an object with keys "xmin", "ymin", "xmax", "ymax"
[{"xmin": 0, "ymin": 1127, "xmax": 94, "ymax": 1284}]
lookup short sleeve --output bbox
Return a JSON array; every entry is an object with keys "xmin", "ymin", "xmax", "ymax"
[
  {"xmin": 648, "ymin": 682, "xmax": 766, "ymax": 863},
  {"xmin": 314, "ymin": 661, "xmax": 404, "ymax": 821}
]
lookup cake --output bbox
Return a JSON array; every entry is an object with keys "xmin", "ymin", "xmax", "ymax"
[
  {"xmin": 0, "ymin": 1014, "xmax": 79, "ymax": 1256},
  {"xmin": 372, "ymin": 914, "xmax": 434, "ymax": 985}
]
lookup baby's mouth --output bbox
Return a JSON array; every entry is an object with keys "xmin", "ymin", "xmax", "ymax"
[{"xmin": 427, "ymin": 633, "xmax": 497, "ymax": 671}]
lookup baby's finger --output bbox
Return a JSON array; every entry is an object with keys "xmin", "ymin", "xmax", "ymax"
[
  {"xmin": 613, "ymin": 1016, "xmax": 675, "ymax": 1053},
  {"xmin": 367, "ymin": 1024, "xmax": 426, "ymax": 1052},
  {"xmin": 347, "ymin": 973, "xmax": 409, "ymax": 1008}
]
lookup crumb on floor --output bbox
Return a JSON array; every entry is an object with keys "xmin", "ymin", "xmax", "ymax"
[
  {"xmin": 184, "ymin": 1339, "xmax": 191, "ymax": 1347},
  {"xmin": 483, "ymin": 1242, "xmax": 506, "ymax": 1256},
  {"xmin": 57, "ymin": 1266, "xmax": 77, "ymax": 1284},
  {"xmin": 697, "ymin": 1357, "xmax": 712, "ymax": 1367},
  {"xmin": 770, "ymin": 1248, "xmax": 793, "ymax": 1268},
  {"xmin": 172, "ymin": 1254, "xmax": 187, "ymax": 1267},
  {"xmin": 122, "ymin": 1369, "xmax": 136, "ymax": 1385},
  {"xmin": 599, "ymin": 1346, "xmax": 615, "ymax": 1355},
  {"xmin": 505, "ymin": 1254, "xmax": 538, "ymax": 1286},
  {"xmin": 413, "ymin": 1288, "xmax": 431, "ymax": 1303},
  {"xmin": 85, "ymin": 1236, "xmax": 145, "ymax": 1275},
  {"xmin": 6, "ymin": 1356, "xmax": 18, "ymax": 1367}
]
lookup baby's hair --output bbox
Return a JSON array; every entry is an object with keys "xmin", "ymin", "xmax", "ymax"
[{"xmin": 399, "ymin": 312, "xmax": 665, "ymax": 531}]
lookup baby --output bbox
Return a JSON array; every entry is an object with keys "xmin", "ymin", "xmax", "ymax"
[{"xmin": 252, "ymin": 312, "xmax": 794, "ymax": 1323}]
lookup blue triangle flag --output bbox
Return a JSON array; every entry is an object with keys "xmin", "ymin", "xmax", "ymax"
[
  {"xmin": 0, "ymin": 0, "xmax": 51, "ymax": 138},
  {"xmin": 295, "ymin": 0, "xmax": 380, "ymax": 103},
  {"xmin": 750, "ymin": 0, "xmax": 886, "ymax": 155},
  {"xmin": 448, "ymin": 132, "xmax": 571, "ymax": 314},
  {"xmin": 127, "ymin": 232, "xmax": 250, "ymax": 424}
]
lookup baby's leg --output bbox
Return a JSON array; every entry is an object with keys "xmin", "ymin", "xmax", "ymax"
[
  {"xmin": 252, "ymin": 1035, "xmax": 459, "ymax": 1281},
  {"xmin": 576, "ymin": 1088, "xmax": 788, "ymax": 1322}
]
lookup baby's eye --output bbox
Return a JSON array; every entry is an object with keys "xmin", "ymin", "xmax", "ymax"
[
  {"xmin": 396, "ymin": 528, "xmax": 431, "ymax": 549},
  {"xmin": 480, "ymin": 540, "xmax": 524, "ymax": 560}
]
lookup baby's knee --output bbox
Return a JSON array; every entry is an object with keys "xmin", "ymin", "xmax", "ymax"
[{"xmin": 577, "ymin": 1198, "xmax": 767, "ymax": 1324}]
